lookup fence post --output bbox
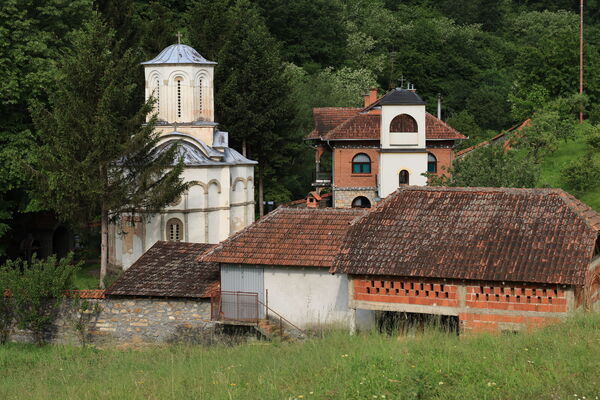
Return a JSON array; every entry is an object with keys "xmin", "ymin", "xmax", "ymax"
[{"xmin": 265, "ymin": 289, "xmax": 269, "ymax": 320}]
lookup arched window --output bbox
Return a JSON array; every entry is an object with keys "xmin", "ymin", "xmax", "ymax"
[
  {"xmin": 155, "ymin": 78, "xmax": 160, "ymax": 114},
  {"xmin": 166, "ymin": 218, "xmax": 183, "ymax": 242},
  {"xmin": 399, "ymin": 170, "xmax": 410, "ymax": 185},
  {"xmin": 352, "ymin": 153, "xmax": 371, "ymax": 174},
  {"xmin": 176, "ymin": 78, "xmax": 183, "ymax": 118},
  {"xmin": 390, "ymin": 114, "xmax": 418, "ymax": 132},
  {"xmin": 198, "ymin": 79, "xmax": 203, "ymax": 112},
  {"xmin": 351, "ymin": 196, "xmax": 371, "ymax": 208},
  {"xmin": 427, "ymin": 153, "xmax": 437, "ymax": 173}
]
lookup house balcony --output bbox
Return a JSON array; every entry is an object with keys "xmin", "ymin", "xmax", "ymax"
[{"xmin": 312, "ymin": 171, "xmax": 332, "ymax": 188}]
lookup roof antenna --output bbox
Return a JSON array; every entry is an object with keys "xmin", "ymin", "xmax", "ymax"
[{"xmin": 176, "ymin": 31, "xmax": 182, "ymax": 44}]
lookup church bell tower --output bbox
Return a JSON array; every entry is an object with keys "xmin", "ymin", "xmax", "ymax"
[{"xmin": 141, "ymin": 39, "xmax": 217, "ymax": 145}]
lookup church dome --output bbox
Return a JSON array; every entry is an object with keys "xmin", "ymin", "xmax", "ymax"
[{"xmin": 141, "ymin": 44, "xmax": 217, "ymax": 65}]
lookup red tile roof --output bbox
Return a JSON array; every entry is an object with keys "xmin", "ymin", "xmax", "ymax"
[
  {"xmin": 107, "ymin": 241, "xmax": 219, "ymax": 298},
  {"xmin": 307, "ymin": 107, "xmax": 362, "ymax": 140},
  {"xmin": 201, "ymin": 207, "xmax": 366, "ymax": 268},
  {"xmin": 332, "ymin": 187, "xmax": 599, "ymax": 285},
  {"xmin": 307, "ymin": 108, "xmax": 466, "ymax": 141},
  {"xmin": 425, "ymin": 113, "xmax": 467, "ymax": 140}
]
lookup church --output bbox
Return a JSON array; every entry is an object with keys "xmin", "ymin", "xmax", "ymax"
[{"xmin": 109, "ymin": 43, "xmax": 256, "ymax": 270}]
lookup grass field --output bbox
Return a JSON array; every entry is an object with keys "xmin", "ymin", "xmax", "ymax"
[
  {"xmin": 0, "ymin": 314, "xmax": 598, "ymax": 400},
  {"xmin": 538, "ymin": 133, "xmax": 600, "ymax": 211}
]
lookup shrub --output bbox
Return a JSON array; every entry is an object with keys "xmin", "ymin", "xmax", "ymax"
[
  {"xmin": 0, "ymin": 254, "xmax": 79, "ymax": 345},
  {"xmin": 0, "ymin": 270, "xmax": 12, "ymax": 343},
  {"xmin": 561, "ymin": 155, "xmax": 600, "ymax": 193}
]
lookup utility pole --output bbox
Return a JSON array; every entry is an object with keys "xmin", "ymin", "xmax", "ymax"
[{"xmin": 580, "ymin": 0, "xmax": 584, "ymax": 123}]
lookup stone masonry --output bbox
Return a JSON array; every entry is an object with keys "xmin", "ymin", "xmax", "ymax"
[
  {"xmin": 8, "ymin": 297, "xmax": 214, "ymax": 346},
  {"xmin": 333, "ymin": 187, "xmax": 378, "ymax": 208}
]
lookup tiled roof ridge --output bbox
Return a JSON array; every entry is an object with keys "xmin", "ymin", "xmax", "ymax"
[
  {"xmin": 556, "ymin": 190, "xmax": 600, "ymax": 232},
  {"xmin": 395, "ymin": 185, "xmax": 565, "ymax": 195},
  {"xmin": 197, "ymin": 207, "xmax": 285, "ymax": 262}
]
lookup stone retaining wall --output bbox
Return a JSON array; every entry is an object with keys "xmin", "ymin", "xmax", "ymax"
[{"xmin": 8, "ymin": 297, "xmax": 215, "ymax": 346}]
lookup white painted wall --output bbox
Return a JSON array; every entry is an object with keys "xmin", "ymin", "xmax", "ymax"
[
  {"xmin": 377, "ymin": 102, "xmax": 428, "ymax": 197},
  {"xmin": 263, "ymin": 266, "xmax": 374, "ymax": 330},
  {"xmin": 378, "ymin": 152, "xmax": 428, "ymax": 197},
  {"xmin": 144, "ymin": 64, "xmax": 215, "ymax": 124}
]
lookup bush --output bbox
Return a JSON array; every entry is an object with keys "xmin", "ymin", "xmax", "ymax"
[
  {"xmin": 561, "ymin": 155, "xmax": 600, "ymax": 193},
  {"xmin": 0, "ymin": 254, "xmax": 79, "ymax": 345}
]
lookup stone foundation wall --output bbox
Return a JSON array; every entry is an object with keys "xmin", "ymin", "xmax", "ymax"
[
  {"xmin": 333, "ymin": 188, "xmax": 377, "ymax": 208},
  {"xmin": 8, "ymin": 297, "xmax": 214, "ymax": 346}
]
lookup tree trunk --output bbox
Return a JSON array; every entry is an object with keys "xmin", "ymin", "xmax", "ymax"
[
  {"xmin": 99, "ymin": 206, "xmax": 108, "ymax": 289},
  {"xmin": 258, "ymin": 166, "xmax": 264, "ymax": 217}
]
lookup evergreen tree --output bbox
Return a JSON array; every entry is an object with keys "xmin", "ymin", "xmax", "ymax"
[
  {"xmin": 209, "ymin": 0, "xmax": 295, "ymax": 215},
  {"xmin": 30, "ymin": 16, "xmax": 187, "ymax": 287}
]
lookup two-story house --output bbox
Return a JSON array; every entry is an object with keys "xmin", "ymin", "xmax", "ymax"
[{"xmin": 306, "ymin": 88, "xmax": 466, "ymax": 208}]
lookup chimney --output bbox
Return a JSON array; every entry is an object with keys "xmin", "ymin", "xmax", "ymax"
[
  {"xmin": 363, "ymin": 88, "xmax": 378, "ymax": 107},
  {"xmin": 437, "ymin": 93, "xmax": 442, "ymax": 119},
  {"xmin": 408, "ymin": 83, "xmax": 416, "ymax": 92}
]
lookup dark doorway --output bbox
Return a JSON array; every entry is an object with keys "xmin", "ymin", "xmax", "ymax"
[
  {"xmin": 52, "ymin": 226, "xmax": 70, "ymax": 259},
  {"xmin": 377, "ymin": 311, "xmax": 459, "ymax": 335}
]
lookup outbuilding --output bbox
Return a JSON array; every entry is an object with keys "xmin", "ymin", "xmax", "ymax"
[{"xmin": 332, "ymin": 186, "xmax": 600, "ymax": 333}]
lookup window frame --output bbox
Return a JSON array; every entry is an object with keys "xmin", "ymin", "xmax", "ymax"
[
  {"xmin": 351, "ymin": 153, "xmax": 372, "ymax": 174},
  {"xmin": 166, "ymin": 218, "xmax": 183, "ymax": 242},
  {"xmin": 399, "ymin": 170, "xmax": 410, "ymax": 185},
  {"xmin": 427, "ymin": 153, "xmax": 437, "ymax": 173}
]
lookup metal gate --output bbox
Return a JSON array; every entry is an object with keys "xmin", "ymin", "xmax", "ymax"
[
  {"xmin": 220, "ymin": 264, "xmax": 265, "ymax": 318},
  {"xmin": 211, "ymin": 291, "xmax": 259, "ymax": 323}
]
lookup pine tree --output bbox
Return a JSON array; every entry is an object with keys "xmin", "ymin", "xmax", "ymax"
[
  {"xmin": 31, "ymin": 16, "xmax": 187, "ymax": 287},
  {"xmin": 209, "ymin": 0, "xmax": 295, "ymax": 215}
]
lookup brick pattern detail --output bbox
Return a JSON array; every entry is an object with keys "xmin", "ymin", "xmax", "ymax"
[
  {"xmin": 460, "ymin": 313, "xmax": 562, "ymax": 333},
  {"xmin": 333, "ymin": 147, "xmax": 379, "ymax": 188},
  {"xmin": 353, "ymin": 278, "xmax": 459, "ymax": 307},
  {"xmin": 426, "ymin": 147, "xmax": 453, "ymax": 178},
  {"xmin": 465, "ymin": 285, "xmax": 567, "ymax": 313}
]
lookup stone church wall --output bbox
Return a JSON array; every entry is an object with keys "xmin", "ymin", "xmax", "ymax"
[{"xmin": 8, "ymin": 296, "xmax": 215, "ymax": 346}]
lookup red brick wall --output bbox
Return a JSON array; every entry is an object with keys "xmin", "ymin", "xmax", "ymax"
[
  {"xmin": 465, "ymin": 284, "xmax": 567, "ymax": 313},
  {"xmin": 333, "ymin": 148, "xmax": 378, "ymax": 188},
  {"xmin": 353, "ymin": 278, "xmax": 459, "ymax": 307},
  {"xmin": 351, "ymin": 277, "xmax": 573, "ymax": 334},
  {"xmin": 427, "ymin": 148, "xmax": 453, "ymax": 177},
  {"xmin": 459, "ymin": 313, "xmax": 561, "ymax": 333}
]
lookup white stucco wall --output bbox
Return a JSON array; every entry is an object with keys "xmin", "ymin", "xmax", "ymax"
[
  {"xmin": 378, "ymin": 152, "xmax": 428, "ymax": 197},
  {"xmin": 263, "ymin": 266, "xmax": 374, "ymax": 330}
]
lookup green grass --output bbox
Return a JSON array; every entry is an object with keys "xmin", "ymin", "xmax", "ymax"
[
  {"xmin": 538, "ymin": 134, "xmax": 600, "ymax": 211},
  {"xmin": 0, "ymin": 314, "xmax": 598, "ymax": 399},
  {"xmin": 72, "ymin": 262, "xmax": 100, "ymax": 289}
]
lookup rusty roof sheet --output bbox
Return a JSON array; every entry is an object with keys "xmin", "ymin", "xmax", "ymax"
[
  {"xmin": 308, "ymin": 108, "xmax": 466, "ymax": 141},
  {"xmin": 201, "ymin": 207, "xmax": 366, "ymax": 267},
  {"xmin": 332, "ymin": 187, "xmax": 599, "ymax": 285},
  {"xmin": 107, "ymin": 241, "xmax": 219, "ymax": 298}
]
